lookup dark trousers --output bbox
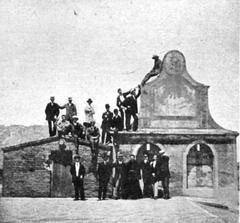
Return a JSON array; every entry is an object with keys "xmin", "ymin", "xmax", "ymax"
[
  {"xmin": 101, "ymin": 128, "xmax": 111, "ymax": 144},
  {"xmin": 143, "ymin": 182, "xmax": 153, "ymax": 198},
  {"xmin": 73, "ymin": 179, "xmax": 85, "ymax": 200},
  {"xmin": 126, "ymin": 110, "xmax": 138, "ymax": 131},
  {"xmin": 98, "ymin": 179, "xmax": 109, "ymax": 199},
  {"xmin": 48, "ymin": 120, "xmax": 56, "ymax": 137},
  {"xmin": 161, "ymin": 177, "xmax": 170, "ymax": 198},
  {"xmin": 119, "ymin": 109, "xmax": 124, "ymax": 130}
]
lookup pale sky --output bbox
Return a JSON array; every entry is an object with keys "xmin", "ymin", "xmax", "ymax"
[{"xmin": 0, "ymin": 0, "xmax": 238, "ymax": 138}]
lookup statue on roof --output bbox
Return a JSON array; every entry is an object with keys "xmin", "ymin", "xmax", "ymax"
[{"xmin": 141, "ymin": 55, "xmax": 162, "ymax": 87}]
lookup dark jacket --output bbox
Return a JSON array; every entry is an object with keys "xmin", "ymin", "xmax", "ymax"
[
  {"xmin": 112, "ymin": 115, "xmax": 123, "ymax": 131},
  {"xmin": 113, "ymin": 161, "xmax": 126, "ymax": 180},
  {"xmin": 45, "ymin": 102, "xmax": 60, "ymax": 120},
  {"xmin": 72, "ymin": 122, "xmax": 84, "ymax": 138},
  {"xmin": 126, "ymin": 160, "xmax": 141, "ymax": 180},
  {"xmin": 97, "ymin": 162, "xmax": 112, "ymax": 182},
  {"xmin": 116, "ymin": 90, "xmax": 131, "ymax": 109},
  {"xmin": 122, "ymin": 89, "xmax": 141, "ymax": 114},
  {"xmin": 101, "ymin": 111, "xmax": 113, "ymax": 129},
  {"xmin": 158, "ymin": 155, "xmax": 170, "ymax": 179},
  {"xmin": 150, "ymin": 160, "xmax": 161, "ymax": 182},
  {"xmin": 140, "ymin": 161, "xmax": 152, "ymax": 184},
  {"xmin": 70, "ymin": 162, "xmax": 86, "ymax": 182}
]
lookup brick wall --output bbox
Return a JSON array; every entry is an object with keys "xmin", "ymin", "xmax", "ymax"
[{"xmin": 3, "ymin": 140, "xmax": 107, "ymax": 197}]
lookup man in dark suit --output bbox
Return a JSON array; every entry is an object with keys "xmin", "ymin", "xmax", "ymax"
[
  {"xmin": 158, "ymin": 149, "xmax": 171, "ymax": 199},
  {"xmin": 70, "ymin": 155, "xmax": 86, "ymax": 201},
  {"xmin": 101, "ymin": 104, "xmax": 113, "ymax": 144},
  {"xmin": 45, "ymin": 96, "xmax": 60, "ymax": 137},
  {"xmin": 113, "ymin": 153, "xmax": 126, "ymax": 199},
  {"xmin": 111, "ymin": 109, "xmax": 123, "ymax": 131},
  {"xmin": 97, "ymin": 155, "xmax": 112, "ymax": 200},
  {"xmin": 116, "ymin": 88, "xmax": 131, "ymax": 130},
  {"xmin": 125, "ymin": 154, "xmax": 142, "ymax": 199},
  {"xmin": 122, "ymin": 85, "xmax": 141, "ymax": 131},
  {"xmin": 140, "ymin": 153, "xmax": 153, "ymax": 198}
]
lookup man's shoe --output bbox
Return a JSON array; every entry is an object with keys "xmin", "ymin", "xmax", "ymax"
[
  {"xmin": 73, "ymin": 198, "xmax": 79, "ymax": 201},
  {"xmin": 98, "ymin": 198, "xmax": 101, "ymax": 201},
  {"xmin": 81, "ymin": 198, "xmax": 86, "ymax": 201}
]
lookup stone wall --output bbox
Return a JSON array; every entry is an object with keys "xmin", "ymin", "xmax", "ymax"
[{"xmin": 2, "ymin": 140, "xmax": 106, "ymax": 197}]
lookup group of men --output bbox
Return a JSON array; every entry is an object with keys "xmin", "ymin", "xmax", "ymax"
[{"xmin": 70, "ymin": 149, "xmax": 170, "ymax": 201}]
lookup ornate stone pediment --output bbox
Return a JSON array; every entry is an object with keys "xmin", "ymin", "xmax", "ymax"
[{"xmin": 139, "ymin": 50, "xmax": 221, "ymax": 129}]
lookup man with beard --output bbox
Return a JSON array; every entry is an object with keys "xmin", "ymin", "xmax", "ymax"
[
  {"xmin": 125, "ymin": 154, "xmax": 142, "ymax": 199},
  {"xmin": 140, "ymin": 153, "xmax": 153, "ymax": 198}
]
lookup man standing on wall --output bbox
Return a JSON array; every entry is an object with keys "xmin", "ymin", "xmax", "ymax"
[
  {"xmin": 61, "ymin": 97, "xmax": 77, "ymax": 122},
  {"xmin": 116, "ymin": 88, "xmax": 130, "ymax": 130},
  {"xmin": 101, "ymin": 104, "xmax": 113, "ymax": 144},
  {"xmin": 45, "ymin": 96, "xmax": 60, "ymax": 137},
  {"xmin": 84, "ymin": 98, "xmax": 95, "ymax": 125},
  {"xmin": 123, "ymin": 85, "xmax": 141, "ymax": 131},
  {"xmin": 70, "ymin": 155, "xmax": 86, "ymax": 201}
]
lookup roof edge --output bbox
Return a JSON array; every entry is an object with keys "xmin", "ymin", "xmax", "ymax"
[{"xmin": 1, "ymin": 137, "xmax": 111, "ymax": 153}]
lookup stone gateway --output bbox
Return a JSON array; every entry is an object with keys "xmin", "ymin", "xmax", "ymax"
[
  {"xmin": 1, "ymin": 50, "xmax": 238, "ymax": 208},
  {"xmin": 117, "ymin": 50, "xmax": 238, "ymax": 207}
]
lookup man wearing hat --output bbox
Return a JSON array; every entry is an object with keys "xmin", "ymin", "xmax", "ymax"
[
  {"xmin": 70, "ymin": 155, "xmax": 86, "ymax": 201},
  {"xmin": 125, "ymin": 154, "xmax": 142, "ymax": 199},
  {"xmin": 122, "ymin": 85, "xmax": 141, "ymax": 131},
  {"xmin": 140, "ymin": 153, "xmax": 153, "ymax": 198},
  {"xmin": 72, "ymin": 116, "xmax": 85, "ymax": 139},
  {"xmin": 45, "ymin": 96, "xmax": 61, "ymax": 137},
  {"xmin": 112, "ymin": 153, "xmax": 127, "ymax": 199},
  {"xmin": 158, "ymin": 149, "xmax": 171, "ymax": 199},
  {"xmin": 141, "ymin": 54, "xmax": 162, "ymax": 87},
  {"xmin": 61, "ymin": 97, "xmax": 77, "ymax": 122},
  {"xmin": 84, "ymin": 98, "xmax": 95, "ymax": 124},
  {"xmin": 101, "ymin": 104, "xmax": 113, "ymax": 144},
  {"xmin": 97, "ymin": 154, "xmax": 112, "ymax": 200}
]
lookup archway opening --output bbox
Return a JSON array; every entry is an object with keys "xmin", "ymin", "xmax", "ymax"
[
  {"xmin": 136, "ymin": 143, "xmax": 161, "ymax": 163},
  {"xmin": 187, "ymin": 144, "xmax": 214, "ymax": 188}
]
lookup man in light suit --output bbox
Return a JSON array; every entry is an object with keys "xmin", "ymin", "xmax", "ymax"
[{"xmin": 70, "ymin": 155, "xmax": 86, "ymax": 201}]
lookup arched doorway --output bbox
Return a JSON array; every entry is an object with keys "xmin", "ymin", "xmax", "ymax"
[
  {"xmin": 186, "ymin": 144, "xmax": 214, "ymax": 188},
  {"xmin": 136, "ymin": 143, "xmax": 161, "ymax": 163}
]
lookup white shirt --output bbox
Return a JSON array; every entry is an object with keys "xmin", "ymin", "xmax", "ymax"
[
  {"xmin": 152, "ymin": 160, "xmax": 156, "ymax": 168},
  {"xmin": 84, "ymin": 105, "xmax": 95, "ymax": 122},
  {"xmin": 75, "ymin": 162, "xmax": 80, "ymax": 177}
]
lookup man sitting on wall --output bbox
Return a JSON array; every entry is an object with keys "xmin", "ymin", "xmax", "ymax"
[{"xmin": 56, "ymin": 114, "xmax": 72, "ymax": 138}]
